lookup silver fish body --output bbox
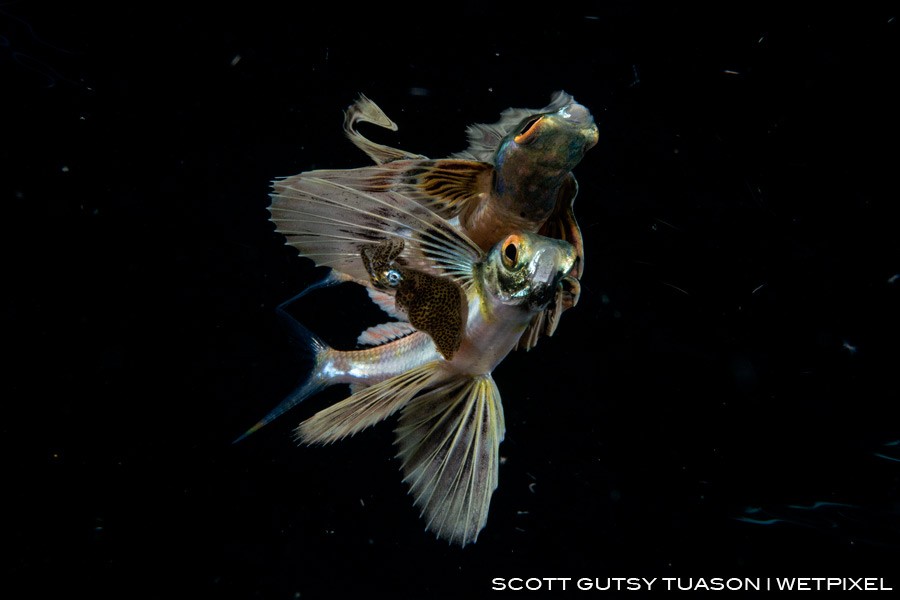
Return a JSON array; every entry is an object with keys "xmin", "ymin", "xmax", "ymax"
[
  {"xmin": 238, "ymin": 173, "xmax": 577, "ymax": 544},
  {"xmin": 292, "ymin": 230, "xmax": 575, "ymax": 546},
  {"xmin": 240, "ymin": 230, "xmax": 576, "ymax": 440}
]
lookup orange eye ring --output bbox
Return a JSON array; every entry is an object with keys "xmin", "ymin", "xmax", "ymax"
[
  {"xmin": 501, "ymin": 235, "xmax": 520, "ymax": 268},
  {"xmin": 513, "ymin": 116, "xmax": 542, "ymax": 145}
]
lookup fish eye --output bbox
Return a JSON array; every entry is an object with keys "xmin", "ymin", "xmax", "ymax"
[
  {"xmin": 385, "ymin": 269, "xmax": 402, "ymax": 287},
  {"xmin": 513, "ymin": 116, "xmax": 542, "ymax": 145},
  {"xmin": 502, "ymin": 240, "xmax": 518, "ymax": 268}
]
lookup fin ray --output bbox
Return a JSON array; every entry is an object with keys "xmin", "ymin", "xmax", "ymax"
[
  {"xmin": 292, "ymin": 159, "xmax": 493, "ymax": 221},
  {"xmin": 357, "ymin": 321, "xmax": 417, "ymax": 346},
  {"xmin": 395, "ymin": 374, "xmax": 506, "ymax": 546},
  {"xmin": 270, "ymin": 176, "xmax": 481, "ymax": 289},
  {"xmin": 343, "ymin": 93, "xmax": 428, "ymax": 165},
  {"xmin": 233, "ymin": 318, "xmax": 329, "ymax": 443},
  {"xmin": 297, "ymin": 361, "xmax": 447, "ymax": 444}
]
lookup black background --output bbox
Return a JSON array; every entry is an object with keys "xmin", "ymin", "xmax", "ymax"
[{"xmin": 5, "ymin": 3, "xmax": 899, "ymax": 598}]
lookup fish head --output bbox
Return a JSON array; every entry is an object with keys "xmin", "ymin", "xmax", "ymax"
[
  {"xmin": 481, "ymin": 232, "xmax": 578, "ymax": 311},
  {"xmin": 495, "ymin": 99, "xmax": 599, "ymax": 177}
]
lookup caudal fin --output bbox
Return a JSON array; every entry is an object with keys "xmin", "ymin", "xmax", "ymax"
[
  {"xmin": 233, "ymin": 316, "xmax": 330, "ymax": 444},
  {"xmin": 394, "ymin": 374, "xmax": 506, "ymax": 546}
]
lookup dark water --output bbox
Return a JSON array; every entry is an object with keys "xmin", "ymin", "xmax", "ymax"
[{"xmin": 5, "ymin": 4, "xmax": 899, "ymax": 598}]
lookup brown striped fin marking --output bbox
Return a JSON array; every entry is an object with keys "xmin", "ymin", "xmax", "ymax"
[{"xmin": 409, "ymin": 159, "xmax": 493, "ymax": 216}]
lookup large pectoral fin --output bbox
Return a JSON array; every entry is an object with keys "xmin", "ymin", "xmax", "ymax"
[
  {"xmin": 516, "ymin": 174, "xmax": 584, "ymax": 351},
  {"xmin": 303, "ymin": 159, "xmax": 494, "ymax": 221},
  {"xmin": 270, "ymin": 176, "xmax": 482, "ymax": 289},
  {"xmin": 403, "ymin": 159, "xmax": 494, "ymax": 217},
  {"xmin": 538, "ymin": 173, "xmax": 584, "ymax": 279},
  {"xmin": 395, "ymin": 374, "xmax": 506, "ymax": 546}
]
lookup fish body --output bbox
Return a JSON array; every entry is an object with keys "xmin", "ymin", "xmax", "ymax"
[
  {"xmin": 305, "ymin": 325, "xmax": 441, "ymax": 390},
  {"xmin": 342, "ymin": 90, "xmax": 596, "ymax": 271},
  {"xmin": 456, "ymin": 95, "xmax": 598, "ymax": 253},
  {"xmin": 240, "ymin": 175, "xmax": 576, "ymax": 544},
  {"xmin": 296, "ymin": 91, "xmax": 597, "ymax": 348},
  {"xmin": 270, "ymin": 232, "xmax": 574, "ymax": 403}
]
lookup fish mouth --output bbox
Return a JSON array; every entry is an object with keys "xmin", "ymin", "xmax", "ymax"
[
  {"xmin": 558, "ymin": 103, "xmax": 599, "ymax": 152},
  {"xmin": 583, "ymin": 123, "xmax": 599, "ymax": 151},
  {"xmin": 528, "ymin": 282, "xmax": 558, "ymax": 309},
  {"xmin": 559, "ymin": 103, "xmax": 592, "ymax": 126},
  {"xmin": 526, "ymin": 245, "xmax": 577, "ymax": 309}
]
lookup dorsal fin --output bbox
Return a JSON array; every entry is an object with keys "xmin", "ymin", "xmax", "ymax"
[
  {"xmin": 366, "ymin": 287, "xmax": 407, "ymax": 320},
  {"xmin": 343, "ymin": 93, "xmax": 427, "ymax": 165},
  {"xmin": 357, "ymin": 321, "xmax": 417, "ymax": 346}
]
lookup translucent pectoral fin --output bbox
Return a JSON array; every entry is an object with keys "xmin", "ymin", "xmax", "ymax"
[
  {"xmin": 405, "ymin": 159, "xmax": 494, "ymax": 217},
  {"xmin": 270, "ymin": 175, "xmax": 481, "ymax": 290},
  {"xmin": 539, "ymin": 173, "xmax": 584, "ymax": 279},
  {"xmin": 298, "ymin": 159, "xmax": 493, "ymax": 221},
  {"xmin": 394, "ymin": 374, "xmax": 506, "ymax": 547}
]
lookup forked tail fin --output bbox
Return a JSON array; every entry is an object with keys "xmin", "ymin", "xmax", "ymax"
[{"xmin": 233, "ymin": 315, "xmax": 330, "ymax": 444}]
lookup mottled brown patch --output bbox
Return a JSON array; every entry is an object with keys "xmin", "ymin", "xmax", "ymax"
[
  {"xmin": 395, "ymin": 270, "xmax": 466, "ymax": 361},
  {"xmin": 360, "ymin": 238, "xmax": 467, "ymax": 360},
  {"xmin": 361, "ymin": 238, "xmax": 405, "ymax": 289}
]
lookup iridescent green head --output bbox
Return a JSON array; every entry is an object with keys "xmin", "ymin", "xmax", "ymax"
[
  {"xmin": 481, "ymin": 232, "xmax": 577, "ymax": 311},
  {"xmin": 497, "ymin": 101, "xmax": 598, "ymax": 169},
  {"xmin": 492, "ymin": 97, "xmax": 598, "ymax": 219}
]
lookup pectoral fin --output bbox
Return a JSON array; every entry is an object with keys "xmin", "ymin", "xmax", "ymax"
[
  {"xmin": 403, "ymin": 159, "xmax": 494, "ymax": 217},
  {"xmin": 394, "ymin": 374, "xmax": 506, "ymax": 546},
  {"xmin": 270, "ymin": 175, "xmax": 482, "ymax": 290},
  {"xmin": 515, "ymin": 276, "xmax": 581, "ymax": 351},
  {"xmin": 301, "ymin": 159, "xmax": 493, "ymax": 221},
  {"xmin": 515, "ymin": 174, "xmax": 584, "ymax": 351},
  {"xmin": 538, "ymin": 173, "xmax": 584, "ymax": 279},
  {"xmin": 341, "ymin": 94, "xmax": 494, "ymax": 218}
]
